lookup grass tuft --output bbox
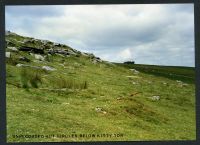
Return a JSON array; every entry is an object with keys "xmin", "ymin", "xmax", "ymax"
[
  {"xmin": 53, "ymin": 76, "xmax": 88, "ymax": 90},
  {"xmin": 20, "ymin": 68, "xmax": 43, "ymax": 89}
]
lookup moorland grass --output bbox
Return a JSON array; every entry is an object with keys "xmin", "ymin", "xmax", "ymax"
[{"xmin": 6, "ymin": 34, "xmax": 196, "ymax": 142}]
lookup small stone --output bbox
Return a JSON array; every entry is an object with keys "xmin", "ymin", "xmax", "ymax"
[
  {"xmin": 132, "ymin": 82, "xmax": 137, "ymax": 85},
  {"xmin": 42, "ymin": 66, "xmax": 56, "ymax": 71},
  {"xmin": 163, "ymin": 82, "xmax": 167, "ymax": 85},
  {"xmin": 102, "ymin": 111, "xmax": 107, "ymax": 114},
  {"xmin": 19, "ymin": 56, "xmax": 30, "ymax": 62},
  {"xmin": 130, "ymin": 69, "xmax": 139, "ymax": 74},
  {"xmin": 117, "ymin": 97, "xmax": 122, "ymax": 100},
  {"xmin": 95, "ymin": 107, "xmax": 102, "ymax": 112},
  {"xmin": 6, "ymin": 52, "xmax": 11, "ymax": 58},
  {"xmin": 176, "ymin": 80, "xmax": 182, "ymax": 83},
  {"xmin": 30, "ymin": 53, "xmax": 34, "ymax": 56},
  {"xmin": 63, "ymin": 102, "xmax": 70, "ymax": 105},
  {"xmin": 16, "ymin": 63, "xmax": 23, "ymax": 67},
  {"xmin": 150, "ymin": 96, "xmax": 160, "ymax": 101}
]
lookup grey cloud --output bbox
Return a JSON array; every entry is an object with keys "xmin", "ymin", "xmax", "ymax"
[
  {"xmin": 5, "ymin": 4, "xmax": 194, "ymax": 66},
  {"xmin": 6, "ymin": 6, "xmax": 65, "ymax": 17}
]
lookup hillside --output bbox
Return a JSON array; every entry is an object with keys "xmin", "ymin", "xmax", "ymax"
[
  {"xmin": 6, "ymin": 31, "xmax": 196, "ymax": 142},
  {"xmin": 116, "ymin": 63, "xmax": 195, "ymax": 84}
]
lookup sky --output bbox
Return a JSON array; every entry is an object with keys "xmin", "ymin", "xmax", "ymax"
[{"xmin": 5, "ymin": 4, "xmax": 194, "ymax": 67}]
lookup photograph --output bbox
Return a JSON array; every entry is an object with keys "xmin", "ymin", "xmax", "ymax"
[{"xmin": 5, "ymin": 4, "xmax": 196, "ymax": 142}]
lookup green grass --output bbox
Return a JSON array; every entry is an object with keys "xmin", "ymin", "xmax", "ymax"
[{"xmin": 6, "ymin": 33, "xmax": 196, "ymax": 142}]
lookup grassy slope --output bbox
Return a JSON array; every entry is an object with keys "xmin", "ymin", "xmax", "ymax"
[
  {"xmin": 6, "ymin": 35, "xmax": 196, "ymax": 142},
  {"xmin": 117, "ymin": 63, "xmax": 195, "ymax": 84}
]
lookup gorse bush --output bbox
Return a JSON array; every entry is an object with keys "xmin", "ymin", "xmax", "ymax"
[{"xmin": 20, "ymin": 68, "xmax": 43, "ymax": 88}]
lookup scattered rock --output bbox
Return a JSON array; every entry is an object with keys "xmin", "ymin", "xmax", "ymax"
[
  {"xmin": 6, "ymin": 40, "xmax": 16, "ymax": 47},
  {"xmin": 92, "ymin": 59, "xmax": 97, "ymax": 64},
  {"xmin": 132, "ymin": 82, "xmax": 137, "ymax": 85},
  {"xmin": 81, "ymin": 52, "xmax": 89, "ymax": 56},
  {"xmin": 29, "ymin": 53, "xmax": 34, "ymax": 56},
  {"xmin": 179, "ymin": 83, "xmax": 188, "ymax": 87},
  {"xmin": 95, "ymin": 107, "xmax": 107, "ymax": 114},
  {"xmin": 35, "ymin": 54, "xmax": 45, "ymax": 61},
  {"xmin": 19, "ymin": 46, "xmax": 44, "ymax": 54},
  {"xmin": 7, "ymin": 47, "xmax": 18, "ymax": 52},
  {"xmin": 163, "ymin": 82, "xmax": 167, "ymax": 85},
  {"xmin": 47, "ymin": 49, "xmax": 55, "ymax": 55},
  {"xmin": 16, "ymin": 63, "xmax": 23, "ymax": 67},
  {"xmin": 62, "ymin": 102, "xmax": 70, "ymax": 105},
  {"xmin": 95, "ymin": 107, "xmax": 103, "ymax": 112},
  {"xmin": 150, "ymin": 96, "xmax": 160, "ymax": 101},
  {"xmin": 16, "ymin": 63, "xmax": 41, "ymax": 69},
  {"xmin": 42, "ymin": 66, "xmax": 56, "ymax": 71},
  {"xmin": 176, "ymin": 80, "xmax": 182, "ymax": 83},
  {"xmin": 6, "ymin": 52, "xmax": 11, "ymax": 58},
  {"xmin": 117, "ymin": 97, "xmax": 122, "ymax": 100},
  {"xmin": 53, "ymin": 42, "xmax": 61, "ymax": 46},
  {"xmin": 19, "ymin": 56, "xmax": 30, "ymax": 62},
  {"xmin": 56, "ymin": 53, "xmax": 65, "ymax": 57},
  {"xmin": 23, "ymin": 39, "xmax": 31, "ymax": 43},
  {"xmin": 17, "ymin": 40, "xmax": 25, "ymax": 44},
  {"xmin": 176, "ymin": 80, "xmax": 188, "ymax": 87},
  {"xmin": 55, "ymin": 49, "xmax": 71, "ymax": 55},
  {"xmin": 102, "ymin": 111, "xmax": 107, "ymax": 114},
  {"xmin": 126, "ymin": 76, "xmax": 141, "ymax": 79},
  {"xmin": 130, "ymin": 69, "xmax": 139, "ymax": 74},
  {"xmin": 91, "ymin": 57, "xmax": 102, "ymax": 64},
  {"xmin": 67, "ymin": 49, "xmax": 76, "ymax": 55}
]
